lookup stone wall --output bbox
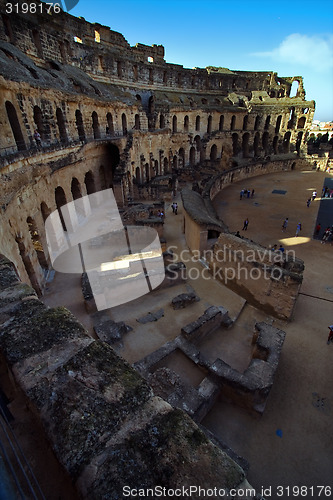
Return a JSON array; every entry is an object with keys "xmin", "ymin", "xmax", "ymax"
[
  {"xmin": 0, "ymin": 255, "xmax": 261, "ymax": 499},
  {"xmin": 209, "ymin": 233, "xmax": 304, "ymax": 320}
]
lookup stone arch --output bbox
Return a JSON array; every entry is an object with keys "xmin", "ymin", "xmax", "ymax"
[
  {"xmin": 207, "ymin": 115, "xmax": 212, "ymax": 133},
  {"xmin": 262, "ymin": 131, "xmax": 269, "ymax": 154},
  {"xmin": 5, "ymin": 101, "xmax": 26, "ymax": 151},
  {"xmin": 275, "ymin": 115, "xmax": 282, "ymax": 134},
  {"xmin": 230, "ymin": 115, "xmax": 236, "ymax": 131},
  {"xmin": 122, "ymin": 113, "xmax": 127, "ymax": 135},
  {"xmin": 210, "ymin": 144, "xmax": 217, "ymax": 161},
  {"xmin": 232, "ymin": 133, "xmax": 239, "ymax": 156},
  {"xmin": 172, "ymin": 115, "xmax": 177, "ymax": 133},
  {"xmin": 40, "ymin": 202, "xmax": 51, "ymax": 223},
  {"xmin": 27, "ymin": 216, "xmax": 48, "ymax": 270},
  {"xmin": 264, "ymin": 116, "xmax": 270, "ymax": 130},
  {"xmin": 219, "ymin": 115, "xmax": 224, "ymax": 131},
  {"xmin": 159, "ymin": 114, "xmax": 165, "ymax": 129},
  {"xmin": 184, "ymin": 115, "xmax": 189, "ymax": 132},
  {"xmin": 296, "ymin": 132, "xmax": 303, "ymax": 155},
  {"xmin": 254, "ymin": 115, "xmax": 261, "ymax": 131},
  {"xmin": 254, "ymin": 133, "xmax": 260, "ymax": 156},
  {"xmin": 273, "ymin": 136, "xmax": 279, "ymax": 154},
  {"xmin": 135, "ymin": 166, "xmax": 141, "ymax": 184},
  {"xmin": 92, "ymin": 111, "xmax": 100, "ymax": 139},
  {"xmin": 179, "ymin": 148, "xmax": 185, "ymax": 168},
  {"xmin": 190, "ymin": 146, "xmax": 196, "ymax": 166},
  {"xmin": 195, "ymin": 115, "xmax": 200, "ymax": 131},
  {"xmin": 56, "ymin": 108, "xmax": 68, "ymax": 143},
  {"xmin": 242, "ymin": 133, "xmax": 250, "ymax": 157},
  {"xmin": 84, "ymin": 171, "xmax": 96, "ymax": 195},
  {"xmin": 106, "ymin": 112, "xmax": 114, "ymax": 134},
  {"xmin": 163, "ymin": 157, "xmax": 169, "ymax": 174},
  {"xmin": 71, "ymin": 177, "xmax": 82, "ymax": 199},
  {"xmin": 297, "ymin": 117, "xmax": 306, "ymax": 129},
  {"xmin": 55, "ymin": 186, "xmax": 67, "ymax": 231},
  {"xmin": 154, "ymin": 159, "xmax": 159, "ymax": 175},
  {"xmin": 75, "ymin": 109, "xmax": 86, "ymax": 141},
  {"xmin": 33, "ymin": 105, "xmax": 45, "ymax": 140},
  {"xmin": 242, "ymin": 115, "xmax": 248, "ymax": 131},
  {"xmin": 283, "ymin": 131, "xmax": 291, "ymax": 153}
]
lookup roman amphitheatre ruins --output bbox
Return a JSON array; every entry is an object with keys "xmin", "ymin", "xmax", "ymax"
[{"xmin": 0, "ymin": 1, "xmax": 332, "ymax": 498}]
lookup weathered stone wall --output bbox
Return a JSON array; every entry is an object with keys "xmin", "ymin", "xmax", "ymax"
[
  {"xmin": 209, "ymin": 233, "xmax": 304, "ymax": 320},
  {"xmin": 0, "ymin": 255, "xmax": 260, "ymax": 499}
]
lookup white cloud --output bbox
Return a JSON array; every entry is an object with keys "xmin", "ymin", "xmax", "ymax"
[{"xmin": 252, "ymin": 33, "xmax": 333, "ymax": 72}]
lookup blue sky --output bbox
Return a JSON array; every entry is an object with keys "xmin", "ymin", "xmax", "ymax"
[{"xmin": 65, "ymin": 0, "xmax": 333, "ymax": 122}]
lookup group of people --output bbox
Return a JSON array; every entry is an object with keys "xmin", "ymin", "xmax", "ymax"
[
  {"xmin": 281, "ymin": 218, "xmax": 302, "ymax": 237},
  {"xmin": 239, "ymin": 188, "xmax": 255, "ymax": 200}
]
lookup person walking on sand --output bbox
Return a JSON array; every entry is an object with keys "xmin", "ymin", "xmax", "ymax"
[
  {"xmin": 295, "ymin": 222, "xmax": 302, "ymax": 237},
  {"xmin": 282, "ymin": 217, "xmax": 288, "ymax": 232},
  {"xmin": 306, "ymin": 198, "xmax": 311, "ymax": 208},
  {"xmin": 242, "ymin": 218, "xmax": 249, "ymax": 231}
]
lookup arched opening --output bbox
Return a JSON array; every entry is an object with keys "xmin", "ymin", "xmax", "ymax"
[
  {"xmin": 75, "ymin": 109, "xmax": 86, "ymax": 142},
  {"xmin": 290, "ymin": 81, "xmax": 298, "ymax": 97},
  {"xmin": 85, "ymin": 171, "xmax": 96, "ymax": 195},
  {"xmin": 297, "ymin": 117, "xmax": 306, "ymax": 129},
  {"xmin": 296, "ymin": 132, "xmax": 303, "ymax": 155},
  {"xmin": 242, "ymin": 115, "xmax": 248, "ymax": 131},
  {"xmin": 71, "ymin": 177, "xmax": 82, "ymax": 200},
  {"xmin": 163, "ymin": 157, "xmax": 168, "ymax": 174},
  {"xmin": 40, "ymin": 202, "xmax": 51, "ymax": 223},
  {"xmin": 210, "ymin": 144, "xmax": 217, "ymax": 161},
  {"xmin": 254, "ymin": 133, "xmax": 260, "ymax": 156},
  {"xmin": 92, "ymin": 111, "xmax": 100, "ymax": 139},
  {"xmin": 207, "ymin": 115, "xmax": 212, "ymax": 133},
  {"xmin": 55, "ymin": 186, "xmax": 67, "ymax": 231},
  {"xmin": 56, "ymin": 108, "xmax": 68, "ymax": 144},
  {"xmin": 230, "ymin": 115, "xmax": 236, "ymax": 131},
  {"xmin": 27, "ymin": 216, "xmax": 48, "ymax": 270},
  {"xmin": 273, "ymin": 136, "xmax": 278, "ymax": 154},
  {"xmin": 148, "ymin": 96, "xmax": 155, "ymax": 130},
  {"xmin": 195, "ymin": 115, "xmax": 200, "ymax": 131},
  {"xmin": 179, "ymin": 148, "xmax": 185, "ymax": 168},
  {"xmin": 154, "ymin": 159, "xmax": 159, "ymax": 175},
  {"xmin": 107, "ymin": 143, "xmax": 120, "ymax": 185},
  {"xmin": 145, "ymin": 163, "xmax": 149, "ymax": 182},
  {"xmin": 106, "ymin": 112, "xmax": 114, "ymax": 135},
  {"xmin": 283, "ymin": 131, "xmax": 291, "ymax": 153},
  {"xmin": 190, "ymin": 146, "xmax": 196, "ymax": 166},
  {"xmin": 172, "ymin": 115, "xmax": 177, "ymax": 133},
  {"xmin": 99, "ymin": 166, "xmax": 107, "ymax": 190},
  {"xmin": 159, "ymin": 114, "xmax": 165, "ymax": 129},
  {"xmin": 207, "ymin": 229, "xmax": 220, "ymax": 240},
  {"xmin": 232, "ymin": 133, "xmax": 239, "ymax": 156},
  {"xmin": 122, "ymin": 113, "xmax": 127, "ymax": 135},
  {"xmin": 135, "ymin": 166, "xmax": 141, "ymax": 184},
  {"xmin": 287, "ymin": 108, "xmax": 295, "ymax": 129},
  {"xmin": 5, "ymin": 101, "xmax": 26, "ymax": 151},
  {"xmin": 254, "ymin": 116, "xmax": 261, "ymax": 131},
  {"xmin": 135, "ymin": 114, "xmax": 140, "ymax": 130},
  {"xmin": 33, "ymin": 105, "xmax": 45, "ymax": 140},
  {"xmin": 172, "ymin": 155, "xmax": 177, "ymax": 171},
  {"xmin": 242, "ymin": 133, "xmax": 250, "ymax": 157},
  {"xmin": 264, "ymin": 116, "xmax": 270, "ymax": 130},
  {"xmin": 219, "ymin": 115, "xmax": 224, "ymax": 131},
  {"xmin": 275, "ymin": 115, "xmax": 282, "ymax": 134},
  {"xmin": 150, "ymin": 163, "xmax": 155, "ymax": 179},
  {"xmin": 184, "ymin": 115, "xmax": 189, "ymax": 132},
  {"xmin": 32, "ymin": 29, "xmax": 43, "ymax": 57},
  {"xmin": 262, "ymin": 132, "xmax": 269, "ymax": 154}
]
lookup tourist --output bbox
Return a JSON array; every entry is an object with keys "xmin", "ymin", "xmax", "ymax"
[
  {"xmin": 315, "ymin": 223, "xmax": 321, "ymax": 236},
  {"xmin": 34, "ymin": 129, "xmax": 42, "ymax": 149},
  {"xmin": 240, "ymin": 189, "xmax": 244, "ymax": 200},
  {"xmin": 106, "ymin": 126, "xmax": 110, "ymax": 135},
  {"xmin": 327, "ymin": 325, "xmax": 333, "ymax": 345},
  {"xmin": 282, "ymin": 217, "xmax": 288, "ymax": 232},
  {"xmin": 321, "ymin": 227, "xmax": 331, "ymax": 244},
  {"xmin": 251, "ymin": 189, "xmax": 255, "ymax": 198},
  {"xmin": 312, "ymin": 190, "xmax": 317, "ymax": 201},
  {"xmin": 306, "ymin": 198, "xmax": 311, "ymax": 208},
  {"xmin": 174, "ymin": 202, "xmax": 178, "ymax": 215},
  {"xmin": 278, "ymin": 244, "xmax": 285, "ymax": 253},
  {"xmin": 242, "ymin": 218, "xmax": 249, "ymax": 230},
  {"xmin": 171, "ymin": 202, "xmax": 176, "ymax": 213},
  {"xmin": 295, "ymin": 222, "xmax": 302, "ymax": 237}
]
